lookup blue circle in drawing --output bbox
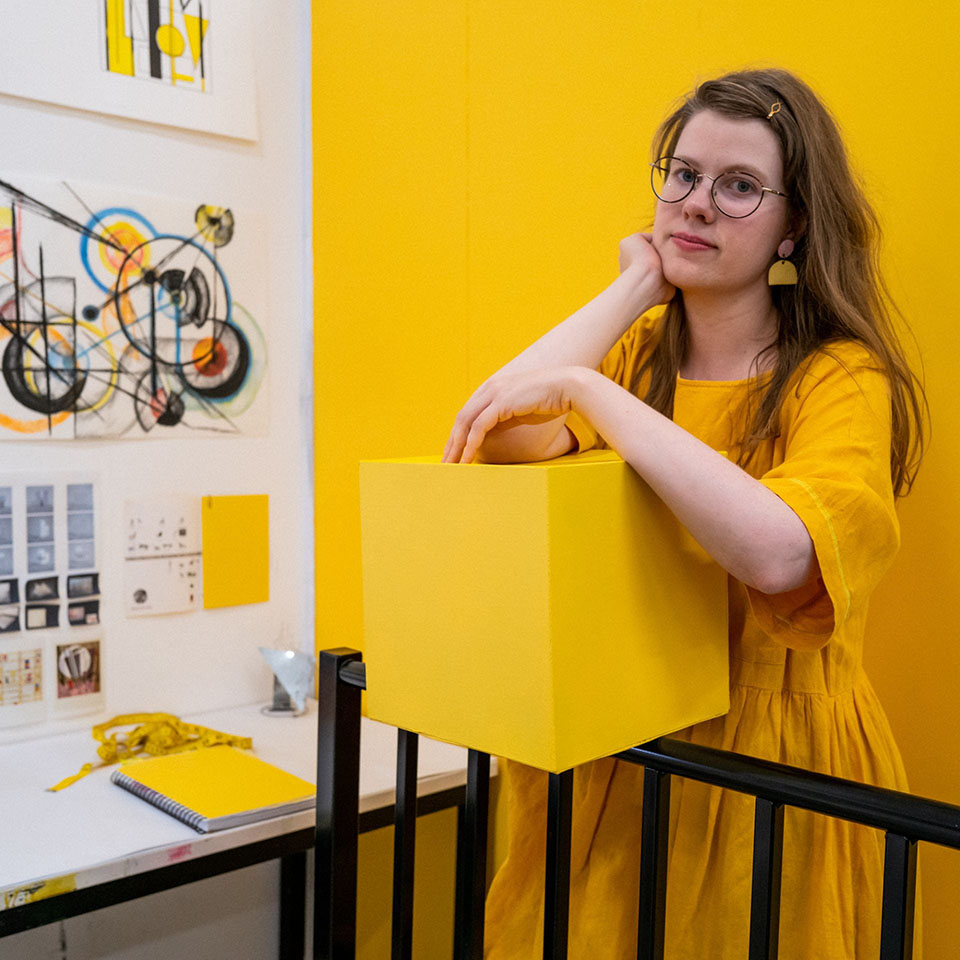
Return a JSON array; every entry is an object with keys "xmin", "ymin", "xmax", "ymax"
[
  {"xmin": 153, "ymin": 234, "xmax": 233, "ymax": 336},
  {"xmin": 80, "ymin": 208, "xmax": 159, "ymax": 294},
  {"xmin": 81, "ymin": 305, "xmax": 99, "ymax": 321},
  {"xmin": 112, "ymin": 234, "xmax": 233, "ymax": 363}
]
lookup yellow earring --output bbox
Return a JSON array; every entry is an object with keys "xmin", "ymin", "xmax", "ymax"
[{"xmin": 768, "ymin": 238, "xmax": 798, "ymax": 286}]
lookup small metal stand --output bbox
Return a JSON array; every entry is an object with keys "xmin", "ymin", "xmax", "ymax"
[{"xmin": 259, "ymin": 647, "xmax": 315, "ymax": 718}]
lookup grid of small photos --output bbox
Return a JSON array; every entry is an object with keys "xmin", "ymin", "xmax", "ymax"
[
  {"xmin": 0, "ymin": 479, "xmax": 103, "ymax": 728},
  {"xmin": 19, "ymin": 483, "xmax": 100, "ymax": 630}
]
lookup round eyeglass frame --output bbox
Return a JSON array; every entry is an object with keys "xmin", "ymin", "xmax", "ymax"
[{"xmin": 649, "ymin": 155, "xmax": 789, "ymax": 219}]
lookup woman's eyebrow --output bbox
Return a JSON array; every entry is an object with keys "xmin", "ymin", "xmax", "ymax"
[{"xmin": 676, "ymin": 156, "xmax": 768, "ymax": 179}]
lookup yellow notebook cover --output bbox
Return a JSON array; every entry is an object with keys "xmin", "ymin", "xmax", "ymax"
[{"xmin": 110, "ymin": 746, "xmax": 315, "ymax": 833}]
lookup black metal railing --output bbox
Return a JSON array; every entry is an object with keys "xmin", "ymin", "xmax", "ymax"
[{"xmin": 314, "ymin": 648, "xmax": 960, "ymax": 960}]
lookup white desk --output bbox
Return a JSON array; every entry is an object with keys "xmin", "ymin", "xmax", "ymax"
[{"xmin": 0, "ymin": 700, "xmax": 496, "ymax": 951}]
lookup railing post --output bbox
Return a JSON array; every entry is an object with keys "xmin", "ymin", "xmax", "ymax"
[
  {"xmin": 391, "ymin": 729, "xmax": 419, "ymax": 960},
  {"xmin": 880, "ymin": 832, "xmax": 917, "ymax": 960},
  {"xmin": 637, "ymin": 765, "xmax": 670, "ymax": 960},
  {"xmin": 315, "ymin": 648, "xmax": 363, "ymax": 960},
  {"xmin": 748, "ymin": 797, "xmax": 784, "ymax": 960},
  {"xmin": 543, "ymin": 769, "xmax": 574, "ymax": 960},
  {"xmin": 453, "ymin": 749, "xmax": 490, "ymax": 960}
]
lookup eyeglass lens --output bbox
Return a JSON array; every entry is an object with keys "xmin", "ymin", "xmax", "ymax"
[{"xmin": 651, "ymin": 157, "xmax": 764, "ymax": 218}]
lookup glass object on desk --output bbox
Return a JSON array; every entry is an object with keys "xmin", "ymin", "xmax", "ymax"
[{"xmin": 259, "ymin": 646, "xmax": 315, "ymax": 717}]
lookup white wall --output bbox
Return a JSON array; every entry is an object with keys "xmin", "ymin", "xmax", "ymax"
[{"xmin": 1, "ymin": 0, "xmax": 313, "ymax": 955}]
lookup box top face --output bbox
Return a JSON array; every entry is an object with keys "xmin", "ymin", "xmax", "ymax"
[{"xmin": 361, "ymin": 449, "xmax": 623, "ymax": 469}]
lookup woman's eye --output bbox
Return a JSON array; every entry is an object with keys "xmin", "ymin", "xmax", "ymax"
[
  {"xmin": 676, "ymin": 168, "xmax": 695, "ymax": 183},
  {"xmin": 727, "ymin": 177, "xmax": 759, "ymax": 195}
]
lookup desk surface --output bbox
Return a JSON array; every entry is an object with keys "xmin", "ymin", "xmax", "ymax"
[{"xmin": 0, "ymin": 701, "xmax": 494, "ymax": 907}]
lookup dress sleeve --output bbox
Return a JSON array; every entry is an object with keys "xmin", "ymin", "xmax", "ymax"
[
  {"xmin": 565, "ymin": 313, "xmax": 661, "ymax": 453},
  {"xmin": 746, "ymin": 345, "xmax": 901, "ymax": 651}
]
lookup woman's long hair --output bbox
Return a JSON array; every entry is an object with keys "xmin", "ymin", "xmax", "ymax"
[{"xmin": 634, "ymin": 68, "xmax": 927, "ymax": 497}]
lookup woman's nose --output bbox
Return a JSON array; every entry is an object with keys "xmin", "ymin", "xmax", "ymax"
[{"xmin": 681, "ymin": 177, "xmax": 716, "ymax": 220}]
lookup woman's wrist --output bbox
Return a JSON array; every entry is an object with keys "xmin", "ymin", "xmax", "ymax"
[
  {"xmin": 617, "ymin": 263, "xmax": 664, "ymax": 314},
  {"xmin": 565, "ymin": 366, "xmax": 608, "ymax": 418}
]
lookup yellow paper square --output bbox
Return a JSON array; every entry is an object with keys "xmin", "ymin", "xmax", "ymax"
[{"xmin": 202, "ymin": 495, "xmax": 270, "ymax": 608}]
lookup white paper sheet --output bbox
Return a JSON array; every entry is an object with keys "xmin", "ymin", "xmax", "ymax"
[{"xmin": 124, "ymin": 496, "xmax": 201, "ymax": 616}]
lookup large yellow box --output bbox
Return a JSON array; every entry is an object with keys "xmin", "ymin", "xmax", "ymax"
[{"xmin": 359, "ymin": 450, "xmax": 729, "ymax": 772}]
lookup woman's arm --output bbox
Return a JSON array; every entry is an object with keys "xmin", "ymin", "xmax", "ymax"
[
  {"xmin": 446, "ymin": 365, "xmax": 818, "ymax": 595},
  {"xmin": 568, "ymin": 368, "xmax": 818, "ymax": 594},
  {"xmin": 443, "ymin": 236, "xmax": 673, "ymax": 464}
]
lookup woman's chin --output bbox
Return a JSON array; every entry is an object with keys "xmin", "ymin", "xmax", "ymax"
[{"xmin": 662, "ymin": 262, "xmax": 709, "ymax": 291}]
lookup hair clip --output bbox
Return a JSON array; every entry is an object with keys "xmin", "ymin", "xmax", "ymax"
[{"xmin": 766, "ymin": 101, "xmax": 782, "ymax": 119}]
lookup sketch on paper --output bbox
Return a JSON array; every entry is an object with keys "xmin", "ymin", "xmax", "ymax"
[
  {"xmin": 103, "ymin": 0, "xmax": 212, "ymax": 93},
  {"xmin": 0, "ymin": 177, "xmax": 266, "ymax": 439},
  {"xmin": 124, "ymin": 496, "xmax": 202, "ymax": 616}
]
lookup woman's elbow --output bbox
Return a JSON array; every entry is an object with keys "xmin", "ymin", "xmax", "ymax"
[{"xmin": 746, "ymin": 534, "xmax": 818, "ymax": 596}]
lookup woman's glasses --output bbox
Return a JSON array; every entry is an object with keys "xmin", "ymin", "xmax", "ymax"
[{"xmin": 650, "ymin": 156, "xmax": 788, "ymax": 219}]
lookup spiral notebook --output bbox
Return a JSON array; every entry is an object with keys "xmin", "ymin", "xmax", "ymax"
[{"xmin": 110, "ymin": 745, "xmax": 315, "ymax": 833}]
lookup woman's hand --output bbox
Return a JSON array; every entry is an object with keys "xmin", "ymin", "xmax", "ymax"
[
  {"xmin": 618, "ymin": 232, "xmax": 676, "ymax": 306},
  {"xmin": 442, "ymin": 367, "xmax": 583, "ymax": 465}
]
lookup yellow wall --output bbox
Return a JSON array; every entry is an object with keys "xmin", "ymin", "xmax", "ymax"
[{"xmin": 313, "ymin": 1, "xmax": 960, "ymax": 953}]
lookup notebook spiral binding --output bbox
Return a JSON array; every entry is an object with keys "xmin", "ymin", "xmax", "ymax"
[{"xmin": 110, "ymin": 769, "xmax": 206, "ymax": 832}]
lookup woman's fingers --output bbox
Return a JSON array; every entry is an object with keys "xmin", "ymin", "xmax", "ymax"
[
  {"xmin": 459, "ymin": 402, "xmax": 501, "ymax": 465},
  {"xmin": 442, "ymin": 383, "xmax": 491, "ymax": 462}
]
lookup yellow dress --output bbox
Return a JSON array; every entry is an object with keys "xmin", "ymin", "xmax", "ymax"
[{"xmin": 482, "ymin": 314, "xmax": 922, "ymax": 959}]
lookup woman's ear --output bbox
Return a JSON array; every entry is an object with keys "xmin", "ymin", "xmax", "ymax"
[{"xmin": 787, "ymin": 210, "xmax": 807, "ymax": 243}]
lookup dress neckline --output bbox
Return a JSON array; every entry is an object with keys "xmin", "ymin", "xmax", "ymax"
[{"xmin": 676, "ymin": 369, "xmax": 774, "ymax": 387}]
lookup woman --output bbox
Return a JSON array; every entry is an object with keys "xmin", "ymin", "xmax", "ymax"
[{"xmin": 442, "ymin": 68, "xmax": 927, "ymax": 959}]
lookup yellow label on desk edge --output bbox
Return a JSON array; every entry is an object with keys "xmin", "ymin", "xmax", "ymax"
[{"xmin": 1, "ymin": 873, "xmax": 77, "ymax": 910}]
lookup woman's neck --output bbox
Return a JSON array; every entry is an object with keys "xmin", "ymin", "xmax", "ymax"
[{"xmin": 679, "ymin": 286, "xmax": 779, "ymax": 380}]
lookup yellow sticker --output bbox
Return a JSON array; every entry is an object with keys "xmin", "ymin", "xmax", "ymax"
[{"xmin": 1, "ymin": 874, "xmax": 77, "ymax": 910}]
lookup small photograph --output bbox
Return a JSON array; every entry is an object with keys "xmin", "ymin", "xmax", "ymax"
[
  {"xmin": 0, "ymin": 487, "xmax": 12, "ymax": 515},
  {"xmin": 0, "ymin": 518, "xmax": 11, "ymax": 545},
  {"xmin": 0, "ymin": 579, "xmax": 19, "ymax": 605},
  {"xmin": 68, "ymin": 600, "xmax": 100, "ymax": 626},
  {"xmin": 26, "ymin": 515, "xmax": 54, "ymax": 544},
  {"xmin": 27, "ymin": 544, "xmax": 55, "ymax": 574},
  {"xmin": 68, "ymin": 541, "xmax": 95, "ymax": 570},
  {"xmin": 67, "ymin": 573, "xmax": 99, "ymax": 598},
  {"xmin": 25, "ymin": 604, "xmax": 59, "ymax": 630},
  {"xmin": 67, "ymin": 513, "xmax": 95, "ymax": 541},
  {"xmin": 0, "ymin": 605, "xmax": 20, "ymax": 633},
  {"xmin": 26, "ymin": 486, "xmax": 53, "ymax": 514},
  {"xmin": 0, "ymin": 647, "xmax": 41, "ymax": 706},
  {"xmin": 57, "ymin": 641, "xmax": 100, "ymax": 698},
  {"xmin": 67, "ymin": 484, "xmax": 94, "ymax": 511},
  {"xmin": 0, "ymin": 548, "xmax": 12, "ymax": 577},
  {"xmin": 25, "ymin": 577, "xmax": 58, "ymax": 602}
]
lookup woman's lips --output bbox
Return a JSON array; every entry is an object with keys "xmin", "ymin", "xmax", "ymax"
[{"xmin": 671, "ymin": 233, "xmax": 716, "ymax": 252}]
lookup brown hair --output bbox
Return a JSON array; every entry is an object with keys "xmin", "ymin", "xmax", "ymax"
[{"xmin": 633, "ymin": 68, "xmax": 927, "ymax": 497}]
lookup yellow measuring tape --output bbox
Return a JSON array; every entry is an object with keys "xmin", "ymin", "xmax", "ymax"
[{"xmin": 47, "ymin": 713, "xmax": 253, "ymax": 792}]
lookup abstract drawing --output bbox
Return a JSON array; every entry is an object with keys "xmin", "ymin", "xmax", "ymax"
[
  {"xmin": 0, "ymin": 176, "xmax": 266, "ymax": 439},
  {"xmin": 104, "ymin": 0, "xmax": 212, "ymax": 93}
]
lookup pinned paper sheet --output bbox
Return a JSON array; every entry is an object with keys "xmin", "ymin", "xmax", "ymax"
[
  {"xmin": 202, "ymin": 496, "xmax": 269, "ymax": 609},
  {"xmin": 123, "ymin": 497, "xmax": 202, "ymax": 617}
]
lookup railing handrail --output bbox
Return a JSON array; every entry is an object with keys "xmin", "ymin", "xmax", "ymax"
[
  {"xmin": 338, "ymin": 657, "xmax": 960, "ymax": 851},
  {"xmin": 618, "ymin": 740, "xmax": 960, "ymax": 850}
]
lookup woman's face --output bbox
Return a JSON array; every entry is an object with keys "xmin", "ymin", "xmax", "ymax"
[{"xmin": 651, "ymin": 109, "xmax": 792, "ymax": 295}]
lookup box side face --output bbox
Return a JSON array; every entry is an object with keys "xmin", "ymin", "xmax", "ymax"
[
  {"xmin": 360, "ymin": 462, "xmax": 555, "ymax": 767},
  {"xmin": 546, "ymin": 463, "xmax": 729, "ymax": 770}
]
